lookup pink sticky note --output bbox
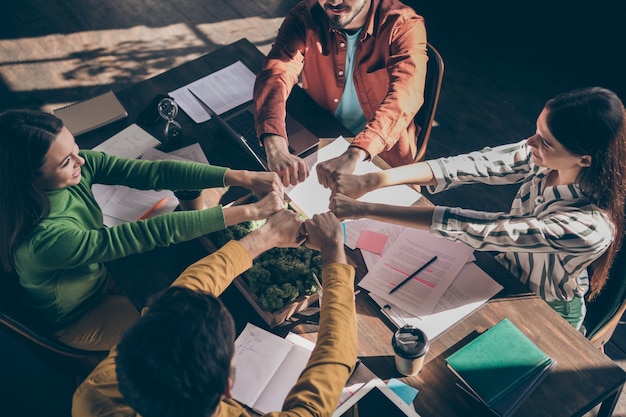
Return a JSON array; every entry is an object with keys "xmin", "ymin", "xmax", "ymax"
[{"xmin": 356, "ymin": 230, "xmax": 389, "ymax": 255}]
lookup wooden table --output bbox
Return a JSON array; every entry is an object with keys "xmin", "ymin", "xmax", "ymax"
[{"xmin": 79, "ymin": 39, "xmax": 626, "ymax": 417}]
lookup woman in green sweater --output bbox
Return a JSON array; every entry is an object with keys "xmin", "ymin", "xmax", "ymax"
[{"xmin": 0, "ymin": 109, "xmax": 284, "ymax": 351}]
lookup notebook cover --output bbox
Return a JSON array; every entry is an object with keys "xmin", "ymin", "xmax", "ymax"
[
  {"xmin": 445, "ymin": 318, "xmax": 553, "ymax": 407},
  {"xmin": 53, "ymin": 90, "xmax": 128, "ymax": 136}
]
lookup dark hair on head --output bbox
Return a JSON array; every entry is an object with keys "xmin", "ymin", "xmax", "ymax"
[
  {"xmin": 116, "ymin": 286, "xmax": 236, "ymax": 417},
  {"xmin": 0, "ymin": 109, "xmax": 63, "ymax": 273},
  {"xmin": 545, "ymin": 87, "xmax": 626, "ymax": 299}
]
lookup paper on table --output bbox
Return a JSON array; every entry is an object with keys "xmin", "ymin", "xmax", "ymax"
[
  {"xmin": 232, "ymin": 323, "xmax": 313, "ymax": 414},
  {"xmin": 100, "ymin": 187, "xmax": 177, "ymax": 225},
  {"xmin": 94, "ymin": 143, "xmax": 206, "ymax": 226},
  {"xmin": 371, "ymin": 261, "xmax": 503, "ymax": 340},
  {"xmin": 285, "ymin": 137, "xmax": 421, "ymax": 217},
  {"xmin": 92, "ymin": 124, "xmax": 161, "ymax": 159},
  {"xmin": 169, "ymin": 142, "xmax": 210, "ymax": 164},
  {"xmin": 359, "ymin": 227, "xmax": 474, "ymax": 316},
  {"xmin": 169, "ymin": 61, "xmax": 256, "ymax": 123}
]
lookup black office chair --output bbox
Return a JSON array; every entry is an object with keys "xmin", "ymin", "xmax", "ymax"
[
  {"xmin": 583, "ymin": 231, "xmax": 626, "ymax": 351},
  {"xmin": 0, "ymin": 274, "xmax": 107, "ymax": 378},
  {"xmin": 413, "ymin": 42, "xmax": 444, "ymax": 162}
]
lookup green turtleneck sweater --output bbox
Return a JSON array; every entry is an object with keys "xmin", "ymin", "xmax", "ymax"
[{"xmin": 15, "ymin": 150, "xmax": 228, "ymax": 326}]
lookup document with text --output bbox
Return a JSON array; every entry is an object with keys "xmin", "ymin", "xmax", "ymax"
[
  {"xmin": 232, "ymin": 323, "xmax": 314, "ymax": 414},
  {"xmin": 370, "ymin": 261, "xmax": 503, "ymax": 339},
  {"xmin": 169, "ymin": 60, "xmax": 256, "ymax": 123},
  {"xmin": 358, "ymin": 227, "xmax": 474, "ymax": 316}
]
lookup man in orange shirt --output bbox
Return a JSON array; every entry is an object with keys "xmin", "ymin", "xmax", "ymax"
[{"xmin": 254, "ymin": 0, "xmax": 428, "ymax": 187}]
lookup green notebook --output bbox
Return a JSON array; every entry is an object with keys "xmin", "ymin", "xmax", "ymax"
[{"xmin": 445, "ymin": 318, "xmax": 553, "ymax": 408}]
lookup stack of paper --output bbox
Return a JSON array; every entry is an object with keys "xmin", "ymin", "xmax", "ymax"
[{"xmin": 445, "ymin": 318, "xmax": 556, "ymax": 417}]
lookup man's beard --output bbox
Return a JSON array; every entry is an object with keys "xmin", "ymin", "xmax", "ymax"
[{"xmin": 325, "ymin": 0, "xmax": 367, "ymax": 29}]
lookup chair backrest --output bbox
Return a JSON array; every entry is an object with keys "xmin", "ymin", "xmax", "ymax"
[
  {"xmin": 0, "ymin": 275, "xmax": 107, "ymax": 376},
  {"xmin": 583, "ymin": 232, "xmax": 626, "ymax": 350},
  {"xmin": 413, "ymin": 42, "xmax": 444, "ymax": 162}
]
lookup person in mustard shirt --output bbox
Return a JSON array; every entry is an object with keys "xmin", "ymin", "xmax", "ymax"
[
  {"xmin": 0, "ymin": 109, "xmax": 284, "ymax": 351},
  {"xmin": 72, "ymin": 210, "xmax": 357, "ymax": 417}
]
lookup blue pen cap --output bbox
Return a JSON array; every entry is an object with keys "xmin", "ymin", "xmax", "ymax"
[{"xmin": 392, "ymin": 325, "xmax": 429, "ymax": 359}]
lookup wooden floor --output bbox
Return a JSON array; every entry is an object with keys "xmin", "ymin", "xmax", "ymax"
[{"xmin": 1, "ymin": 0, "xmax": 625, "ymax": 415}]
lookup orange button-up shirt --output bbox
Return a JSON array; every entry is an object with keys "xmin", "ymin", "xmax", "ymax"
[{"xmin": 254, "ymin": 0, "xmax": 428, "ymax": 167}]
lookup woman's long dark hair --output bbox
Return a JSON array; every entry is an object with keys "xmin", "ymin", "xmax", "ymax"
[
  {"xmin": 0, "ymin": 110, "xmax": 62, "ymax": 272},
  {"xmin": 546, "ymin": 87, "xmax": 626, "ymax": 299}
]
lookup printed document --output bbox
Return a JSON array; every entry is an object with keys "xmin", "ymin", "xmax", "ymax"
[
  {"xmin": 358, "ymin": 227, "xmax": 474, "ymax": 316},
  {"xmin": 370, "ymin": 261, "xmax": 503, "ymax": 339},
  {"xmin": 169, "ymin": 60, "xmax": 256, "ymax": 123}
]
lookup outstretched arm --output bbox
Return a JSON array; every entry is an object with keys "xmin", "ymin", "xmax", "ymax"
[
  {"xmin": 281, "ymin": 212, "xmax": 357, "ymax": 415},
  {"xmin": 330, "ymin": 192, "xmax": 435, "ymax": 230}
]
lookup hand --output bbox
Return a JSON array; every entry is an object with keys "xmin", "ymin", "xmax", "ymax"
[
  {"xmin": 303, "ymin": 212, "xmax": 346, "ymax": 265},
  {"xmin": 264, "ymin": 135, "xmax": 309, "ymax": 187},
  {"xmin": 329, "ymin": 193, "xmax": 365, "ymax": 221},
  {"xmin": 250, "ymin": 190, "xmax": 284, "ymax": 220},
  {"xmin": 333, "ymin": 172, "xmax": 379, "ymax": 200},
  {"xmin": 246, "ymin": 171, "xmax": 282, "ymax": 197},
  {"xmin": 258, "ymin": 209, "xmax": 306, "ymax": 249},
  {"xmin": 316, "ymin": 147, "xmax": 366, "ymax": 189}
]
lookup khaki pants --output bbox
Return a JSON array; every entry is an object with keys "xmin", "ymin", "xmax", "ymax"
[{"xmin": 54, "ymin": 278, "xmax": 139, "ymax": 351}]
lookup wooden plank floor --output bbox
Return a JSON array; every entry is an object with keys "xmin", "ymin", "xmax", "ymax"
[{"xmin": 1, "ymin": 0, "xmax": 625, "ymax": 415}]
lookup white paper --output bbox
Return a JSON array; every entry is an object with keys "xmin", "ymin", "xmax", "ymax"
[
  {"xmin": 232, "ymin": 323, "xmax": 313, "ymax": 414},
  {"xmin": 286, "ymin": 137, "xmax": 422, "ymax": 217},
  {"xmin": 358, "ymin": 228, "xmax": 474, "ymax": 316},
  {"xmin": 92, "ymin": 124, "xmax": 161, "ymax": 159},
  {"xmin": 169, "ymin": 61, "xmax": 256, "ymax": 123},
  {"xmin": 94, "ymin": 142, "xmax": 204, "ymax": 226},
  {"xmin": 371, "ymin": 262, "xmax": 503, "ymax": 340}
]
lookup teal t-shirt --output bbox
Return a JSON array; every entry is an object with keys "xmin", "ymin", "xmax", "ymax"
[
  {"xmin": 334, "ymin": 29, "xmax": 367, "ymax": 134},
  {"xmin": 15, "ymin": 150, "xmax": 228, "ymax": 326}
]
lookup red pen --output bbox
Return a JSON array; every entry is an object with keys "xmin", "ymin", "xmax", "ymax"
[{"xmin": 137, "ymin": 197, "xmax": 169, "ymax": 220}]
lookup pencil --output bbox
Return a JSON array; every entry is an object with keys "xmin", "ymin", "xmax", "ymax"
[
  {"xmin": 388, "ymin": 255, "xmax": 438, "ymax": 295},
  {"xmin": 138, "ymin": 197, "xmax": 169, "ymax": 220}
]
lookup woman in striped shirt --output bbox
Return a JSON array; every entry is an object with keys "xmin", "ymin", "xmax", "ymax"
[{"xmin": 329, "ymin": 87, "xmax": 626, "ymax": 329}]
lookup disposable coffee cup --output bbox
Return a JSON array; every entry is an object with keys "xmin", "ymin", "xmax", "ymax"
[{"xmin": 392, "ymin": 325, "xmax": 429, "ymax": 376}]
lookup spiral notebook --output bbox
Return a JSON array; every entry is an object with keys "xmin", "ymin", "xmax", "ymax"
[{"xmin": 53, "ymin": 90, "xmax": 128, "ymax": 136}]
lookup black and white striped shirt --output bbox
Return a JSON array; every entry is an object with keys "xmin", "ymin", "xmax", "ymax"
[{"xmin": 426, "ymin": 140, "xmax": 614, "ymax": 302}]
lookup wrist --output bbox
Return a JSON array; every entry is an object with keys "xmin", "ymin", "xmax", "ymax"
[
  {"xmin": 263, "ymin": 134, "xmax": 289, "ymax": 152},
  {"xmin": 347, "ymin": 146, "xmax": 368, "ymax": 161},
  {"xmin": 321, "ymin": 242, "xmax": 347, "ymax": 266},
  {"xmin": 225, "ymin": 169, "xmax": 253, "ymax": 189}
]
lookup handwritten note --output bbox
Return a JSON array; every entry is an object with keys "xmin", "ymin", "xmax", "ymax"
[{"xmin": 232, "ymin": 323, "xmax": 313, "ymax": 414}]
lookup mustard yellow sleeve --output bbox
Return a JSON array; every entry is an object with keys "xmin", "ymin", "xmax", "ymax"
[
  {"xmin": 171, "ymin": 240, "xmax": 253, "ymax": 296},
  {"xmin": 267, "ymin": 263, "xmax": 357, "ymax": 417}
]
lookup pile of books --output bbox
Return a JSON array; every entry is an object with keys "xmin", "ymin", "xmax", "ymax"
[{"xmin": 445, "ymin": 318, "xmax": 556, "ymax": 417}]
